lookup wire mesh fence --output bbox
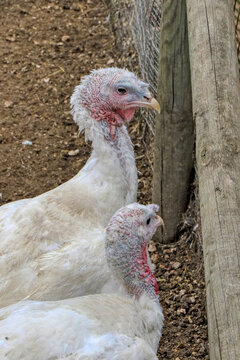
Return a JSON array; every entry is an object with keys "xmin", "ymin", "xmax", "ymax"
[
  {"xmin": 235, "ymin": 0, "xmax": 240, "ymax": 65},
  {"xmin": 109, "ymin": 1, "xmax": 240, "ymax": 130},
  {"xmin": 109, "ymin": 0, "xmax": 162, "ymax": 132}
]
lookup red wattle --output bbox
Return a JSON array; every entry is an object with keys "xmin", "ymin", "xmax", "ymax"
[
  {"xmin": 115, "ymin": 108, "xmax": 136, "ymax": 123},
  {"xmin": 140, "ymin": 246, "xmax": 159, "ymax": 295}
]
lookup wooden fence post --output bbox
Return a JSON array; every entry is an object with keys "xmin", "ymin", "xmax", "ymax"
[
  {"xmin": 186, "ymin": 0, "xmax": 240, "ymax": 358},
  {"xmin": 152, "ymin": 0, "xmax": 194, "ymax": 243}
]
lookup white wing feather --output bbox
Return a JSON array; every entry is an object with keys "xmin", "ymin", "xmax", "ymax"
[{"xmin": 0, "ymin": 294, "xmax": 163, "ymax": 360}]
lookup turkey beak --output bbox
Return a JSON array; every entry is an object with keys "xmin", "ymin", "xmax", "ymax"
[
  {"xmin": 155, "ymin": 215, "xmax": 164, "ymax": 228},
  {"xmin": 125, "ymin": 81, "xmax": 160, "ymax": 112},
  {"xmin": 131, "ymin": 96, "xmax": 160, "ymax": 113},
  {"xmin": 144, "ymin": 96, "xmax": 160, "ymax": 113}
]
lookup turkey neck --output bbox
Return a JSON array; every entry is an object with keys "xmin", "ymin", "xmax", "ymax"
[
  {"xmin": 98, "ymin": 121, "xmax": 137, "ymax": 203},
  {"xmin": 75, "ymin": 107, "xmax": 138, "ymax": 204}
]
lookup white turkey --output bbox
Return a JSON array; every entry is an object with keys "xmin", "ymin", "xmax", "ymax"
[
  {"xmin": 0, "ymin": 68, "xmax": 160, "ymax": 307},
  {"xmin": 0, "ymin": 203, "xmax": 164, "ymax": 360}
]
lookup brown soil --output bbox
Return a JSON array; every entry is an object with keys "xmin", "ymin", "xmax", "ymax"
[{"xmin": 0, "ymin": 1, "xmax": 208, "ymax": 359}]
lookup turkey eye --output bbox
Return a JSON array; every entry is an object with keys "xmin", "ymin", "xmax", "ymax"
[
  {"xmin": 117, "ymin": 88, "xmax": 127, "ymax": 94},
  {"xmin": 146, "ymin": 217, "xmax": 151, "ymax": 225}
]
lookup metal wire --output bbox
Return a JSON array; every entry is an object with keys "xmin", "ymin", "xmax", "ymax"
[
  {"xmin": 109, "ymin": 0, "xmax": 162, "ymax": 131},
  {"xmin": 234, "ymin": 0, "xmax": 240, "ymax": 65}
]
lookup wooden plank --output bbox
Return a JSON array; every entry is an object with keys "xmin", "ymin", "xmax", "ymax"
[
  {"xmin": 152, "ymin": 0, "xmax": 194, "ymax": 243},
  {"xmin": 186, "ymin": 0, "xmax": 240, "ymax": 358}
]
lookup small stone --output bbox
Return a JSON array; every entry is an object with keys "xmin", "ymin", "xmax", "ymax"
[
  {"xmin": 189, "ymin": 296, "xmax": 196, "ymax": 304},
  {"xmin": 68, "ymin": 149, "xmax": 80, "ymax": 156},
  {"xmin": 151, "ymin": 263, "xmax": 156, "ymax": 271},
  {"xmin": 179, "ymin": 289, "xmax": 186, "ymax": 297},
  {"xmin": 164, "ymin": 298, "xmax": 171, "ymax": 306},
  {"xmin": 148, "ymin": 243, "xmax": 156, "ymax": 252},
  {"xmin": 151, "ymin": 253, "xmax": 158, "ymax": 263},
  {"xmin": 107, "ymin": 58, "xmax": 114, "ymax": 65},
  {"xmin": 71, "ymin": 3, "xmax": 81, "ymax": 11},
  {"xmin": 177, "ymin": 308, "xmax": 186, "ymax": 315},
  {"xmin": 4, "ymin": 101, "xmax": 13, "ymax": 108},
  {"xmin": 171, "ymin": 261, "xmax": 181, "ymax": 269},
  {"xmin": 6, "ymin": 35, "xmax": 16, "ymax": 42},
  {"xmin": 61, "ymin": 35, "xmax": 70, "ymax": 42},
  {"xmin": 22, "ymin": 140, "xmax": 33, "ymax": 146}
]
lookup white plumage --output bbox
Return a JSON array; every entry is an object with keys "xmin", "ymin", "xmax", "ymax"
[
  {"xmin": 0, "ymin": 68, "xmax": 160, "ymax": 307},
  {"xmin": 0, "ymin": 203, "xmax": 164, "ymax": 360}
]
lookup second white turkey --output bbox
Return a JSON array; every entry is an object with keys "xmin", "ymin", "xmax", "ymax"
[{"xmin": 0, "ymin": 203, "xmax": 164, "ymax": 360}]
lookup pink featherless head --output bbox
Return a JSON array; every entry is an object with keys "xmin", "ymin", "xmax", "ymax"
[
  {"xmin": 105, "ymin": 203, "xmax": 163, "ymax": 299},
  {"xmin": 71, "ymin": 67, "xmax": 160, "ymax": 140}
]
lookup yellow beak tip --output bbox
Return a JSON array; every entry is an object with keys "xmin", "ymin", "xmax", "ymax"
[{"xmin": 149, "ymin": 98, "xmax": 160, "ymax": 113}]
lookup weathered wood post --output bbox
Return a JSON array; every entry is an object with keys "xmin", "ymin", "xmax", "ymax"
[
  {"xmin": 152, "ymin": 0, "xmax": 194, "ymax": 243},
  {"xmin": 186, "ymin": 1, "xmax": 240, "ymax": 358}
]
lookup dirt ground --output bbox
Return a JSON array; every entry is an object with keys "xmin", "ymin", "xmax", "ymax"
[{"xmin": 0, "ymin": 1, "xmax": 208, "ymax": 359}]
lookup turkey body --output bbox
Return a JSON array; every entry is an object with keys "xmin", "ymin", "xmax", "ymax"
[
  {"xmin": 0, "ymin": 294, "xmax": 162, "ymax": 360},
  {"xmin": 0, "ymin": 203, "xmax": 164, "ymax": 360},
  {"xmin": 0, "ymin": 116, "xmax": 136, "ymax": 306}
]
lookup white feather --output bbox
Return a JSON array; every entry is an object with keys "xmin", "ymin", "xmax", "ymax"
[{"xmin": 0, "ymin": 294, "xmax": 163, "ymax": 360}]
